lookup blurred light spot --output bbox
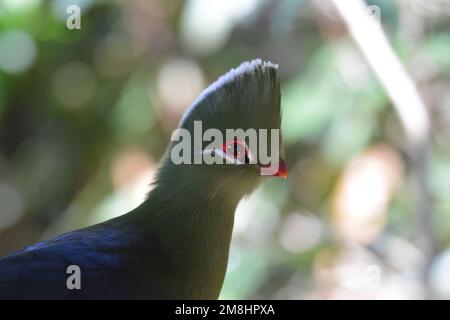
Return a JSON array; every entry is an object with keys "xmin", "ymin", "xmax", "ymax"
[
  {"xmin": 411, "ymin": 0, "xmax": 450, "ymax": 16},
  {"xmin": 111, "ymin": 148, "xmax": 156, "ymax": 190},
  {"xmin": 0, "ymin": 183, "xmax": 24, "ymax": 231},
  {"xmin": 279, "ymin": 212, "xmax": 323, "ymax": 253},
  {"xmin": 111, "ymin": 71, "xmax": 155, "ymax": 138},
  {"xmin": 233, "ymin": 188, "xmax": 280, "ymax": 244},
  {"xmin": 180, "ymin": 0, "xmax": 258, "ymax": 56},
  {"xmin": 332, "ymin": 248, "xmax": 381, "ymax": 295},
  {"xmin": 430, "ymin": 249, "xmax": 450, "ymax": 298},
  {"xmin": 335, "ymin": 46, "xmax": 370, "ymax": 89},
  {"xmin": 121, "ymin": 0, "xmax": 174, "ymax": 56},
  {"xmin": 332, "ymin": 144, "xmax": 403, "ymax": 244},
  {"xmin": 157, "ymin": 58, "xmax": 205, "ymax": 117},
  {"xmin": 90, "ymin": 148, "xmax": 156, "ymax": 224},
  {"xmin": 1, "ymin": 0, "xmax": 41, "ymax": 11},
  {"xmin": 94, "ymin": 33, "xmax": 135, "ymax": 78},
  {"xmin": 0, "ymin": 30, "xmax": 37, "ymax": 74},
  {"xmin": 377, "ymin": 234, "xmax": 425, "ymax": 273},
  {"xmin": 52, "ymin": 62, "xmax": 96, "ymax": 108}
]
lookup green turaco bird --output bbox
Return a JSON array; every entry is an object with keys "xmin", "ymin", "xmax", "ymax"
[{"xmin": 0, "ymin": 59, "xmax": 286, "ymax": 299}]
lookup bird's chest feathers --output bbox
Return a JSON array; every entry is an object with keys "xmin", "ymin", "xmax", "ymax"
[
  {"xmin": 168, "ymin": 210, "xmax": 235, "ymax": 299},
  {"xmin": 141, "ymin": 183, "xmax": 240, "ymax": 299}
]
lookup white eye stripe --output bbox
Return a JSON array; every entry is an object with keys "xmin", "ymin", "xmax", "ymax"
[
  {"xmin": 202, "ymin": 148, "xmax": 246, "ymax": 165},
  {"xmin": 216, "ymin": 149, "xmax": 245, "ymax": 164}
]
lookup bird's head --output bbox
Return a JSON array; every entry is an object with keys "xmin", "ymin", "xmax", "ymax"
[{"xmin": 158, "ymin": 59, "xmax": 286, "ymax": 200}]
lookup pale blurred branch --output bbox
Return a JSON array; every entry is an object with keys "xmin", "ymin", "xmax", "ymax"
[
  {"xmin": 329, "ymin": 0, "xmax": 435, "ymax": 294},
  {"xmin": 331, "ymin": 0, "xmax": 430, "ymax": 146}
]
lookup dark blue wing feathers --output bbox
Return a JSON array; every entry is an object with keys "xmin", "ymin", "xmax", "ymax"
[{"xmin": 0, "ymin": 223, "xmax": 161, "ymax": 299}]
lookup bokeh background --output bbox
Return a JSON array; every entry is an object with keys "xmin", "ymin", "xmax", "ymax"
[{"xmin": 1, "ymin": 0, "xmax": 450, "ymax": 299}]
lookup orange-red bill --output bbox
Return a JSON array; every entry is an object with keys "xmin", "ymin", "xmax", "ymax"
[
  {"xmin": 260, "ymin": 158, "xmax": 288, "ymax": 178},
  {"xmin": 274, "ymin": 158, "xmax": 288, "ymax": 178}
]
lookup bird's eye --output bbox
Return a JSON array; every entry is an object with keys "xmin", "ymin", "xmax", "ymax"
[
  {"xmin": 217, "ymin": 139, "xmax": 254, "ymax": 164},
  {"xmin": 223, "ymin": 140, "xmax": 248, "ymax": 158}
]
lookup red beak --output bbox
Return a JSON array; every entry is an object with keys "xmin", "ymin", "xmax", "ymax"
[
  {"xmin": 260, "ymin": 157, "xmax": 288, "ymax": 178},
  {"xmin": 274, "ymin": 158, "xmax": 288, "ymax": 178}
]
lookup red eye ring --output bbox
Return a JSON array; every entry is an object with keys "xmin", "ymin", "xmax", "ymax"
[{"xmin": 222, "ymin": 140, "xmax": 248, "ymax": 158}]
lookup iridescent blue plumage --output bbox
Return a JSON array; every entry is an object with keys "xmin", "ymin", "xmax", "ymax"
[{"xmin": 0, "ymin": 217, "xmax": 166, "ymax": 299}]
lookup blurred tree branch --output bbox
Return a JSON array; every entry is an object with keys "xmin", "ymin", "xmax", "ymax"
[{"xmin": 329, "ymin": 0, "xmax": 435, "ymax": 295}]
